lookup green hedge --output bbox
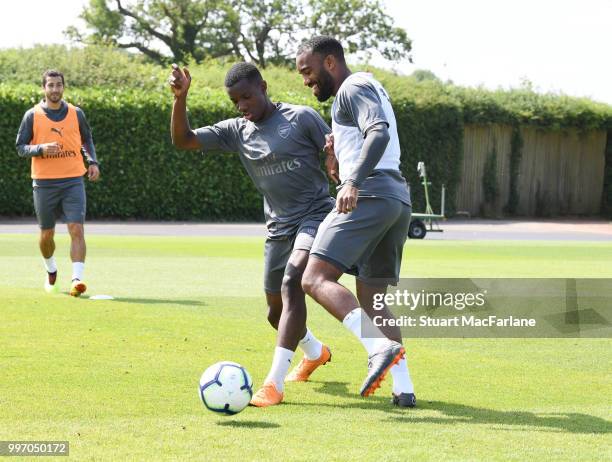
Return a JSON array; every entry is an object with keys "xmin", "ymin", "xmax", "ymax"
[
  {"xmin": 393, "ymin": 98, "xmax": 463, "ymax": 215},
  {"xmin": 2, "ymin": 46, "xmax": 611, "ymax": 221},
  {"xmin": 0, "ymin": 82, "xmax": 460, "ymax": 220},
  {"xmin": 2, "ymin": 84, "xmax": 263, "ymax": 220},
  {"xmin": 0, "ymin": 45, "xmax": 166, "ymax": 91},
  {"xmin": 3, "ymin": 46, "xmax": 611, "ymax": 133},
  {"xmin": 602, "ymin": 130, "xmax": 612, "ymax": 219}
]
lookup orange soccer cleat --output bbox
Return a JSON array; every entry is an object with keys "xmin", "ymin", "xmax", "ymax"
[
  {"xmin": 249, "ymin": 382, "xmax": 284, "ymax": 407},
  {"xmin": 285, "ymin": 345, "xmax": 332, "ymax": 382},
  {"xmin": 70, "ymin": 279, "xmax": 87, "ymax": 297}
]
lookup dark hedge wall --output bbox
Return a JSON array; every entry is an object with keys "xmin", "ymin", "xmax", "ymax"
[
  {"xmin": 2, "ymin": 80, "xmax": 609, "ymax": 220},
  {"xmin": 1, "ymin": 83, "xmax": 462, "ymax": 220}
]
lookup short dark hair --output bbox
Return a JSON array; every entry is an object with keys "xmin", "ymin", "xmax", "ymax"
[
  {"xmin": 297, "ymin": 36, "xmax": 345, "ymax": 63},
  {"xmin": 224, "ymin": 62, "xmax": 263, "ymax": 87},
  {"xmin": 42, "ymin": 70, "xmax": 65, "ymax": 87}
]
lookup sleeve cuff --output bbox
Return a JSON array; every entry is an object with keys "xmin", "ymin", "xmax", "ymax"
[{"xmin": 362, "ymin": 120, "xmax": 389, "ymax": 138}]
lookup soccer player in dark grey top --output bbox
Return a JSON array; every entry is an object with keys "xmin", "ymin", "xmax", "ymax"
[
  {"xmin": 169, "ymin": 62, "xmax": 335, "ymax": 407},
  {"xmin": 297, "ymin": 36, "xmax": 416, "ymax": 407},
  {"xmin": 15, "ymin": 69, "xmax": 100, "ymax": 298}
]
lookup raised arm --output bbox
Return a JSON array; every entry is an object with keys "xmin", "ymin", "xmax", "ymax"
[{"xmin": 169, "ymin": 64, "xmax": 201, "ymax": 150}]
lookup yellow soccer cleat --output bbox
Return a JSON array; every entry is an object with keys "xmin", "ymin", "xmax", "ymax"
[
  {"xmin": 70, "ymin": 279, "xmax": 87, "ymax": 297},
  {"xmin": 286, "ymin": 345, "xmax": 332, "ymax": 382},
  {"xmin": 249, "ymin": 382, "xmax": 283, "ymax": 408}
]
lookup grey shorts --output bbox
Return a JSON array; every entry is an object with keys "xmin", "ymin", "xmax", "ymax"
[
  {"xmin": 33, "ymin": 177, "xmax": 86, "ymax": 229},
  {"xmin": 310, "ymin": 197, "xmax": 411, "ymax": 286},
  {"xmin": 264, "ymin": 217, "xmax": 325, "ymax": 293}
]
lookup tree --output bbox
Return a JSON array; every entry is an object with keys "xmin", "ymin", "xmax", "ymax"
[
  {"xmin": 224, "ymin": 0, "xmax": 303, "ymax": 68},
  {"xmin": 308, "ymin": 0, "xmax": 411, "ymax": 62},
  {"xmin": 65, "ymin": 0, "xmax": 238, "ymax": 64},
  {"xmin": 410, "ymin": 69, "xmax": 440, "ymax": 82},
  {"xmin": 67, "ymin": 0, "xmax": 411, "ymax": 67}
]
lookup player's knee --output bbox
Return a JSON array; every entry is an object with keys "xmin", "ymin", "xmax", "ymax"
[
  {"xmin": 67, "ymin": 223, "xmax": 84, "ymax": 239},
  {"xmin": 281, "ymin": 266, "xmax": 303, "ymax": 293},
  {"xmin": 301, "ymin": 268, "xmax": 320, "ymax": 296},
  {"xmin": 40, "ymin": 229, "xmax": 54, "ymax": 241}
]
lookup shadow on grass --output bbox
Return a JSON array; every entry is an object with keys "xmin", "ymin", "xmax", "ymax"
[
  {"xmin": 288, "ymin": 380, "xmax": 398, "ymax": 411},
  {"xmin": 111, "ymin": 297, "xmax": 206, "ymax": 307},
  {"xmin": 309, "ymin": 380, "xmax": 352, "ymax": 397},
  {"xmin": 389, "ymin": 401, "xmax": 612, "ymax": 435},
  {"xmin": 216, "ymin": 420, "xmax": 280, "ymax": 429},
  {"xmin": 305, "ymin": 381, "xmax": 611, "ymax": 434}
]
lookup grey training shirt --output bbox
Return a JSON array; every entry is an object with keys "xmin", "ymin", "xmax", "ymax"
[
  {"xmin": 195, "ymin": 103, "xmax": 334, "ymax": 238},
  {"xmin": 332, "ymin": 72, "xmax": 411, "ymax": 206}
]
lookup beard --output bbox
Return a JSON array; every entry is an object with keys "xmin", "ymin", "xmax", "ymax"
[
  {"xmin": 315, "ymin": 69, "xmax": 335, "ymax": 102},
  {"xmin": 47, "ymin": 93, "xmax": 62, "ymax": 102}
]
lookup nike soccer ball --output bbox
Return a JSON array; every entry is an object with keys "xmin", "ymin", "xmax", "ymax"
[{"xmin": 199, "ymin": 361, "xmax": 253, "ymax": 415}]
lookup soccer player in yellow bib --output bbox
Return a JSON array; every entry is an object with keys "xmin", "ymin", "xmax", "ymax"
[{"xmin": 16, "ymin": 70, "xmax": 100, "ymax": 297}]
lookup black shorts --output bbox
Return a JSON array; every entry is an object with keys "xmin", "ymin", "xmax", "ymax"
[
  {"xmin": 310, "ymin": 197, "xmax": 411, "ymax": 286},
  {"xmin": 263, "ymin": 217, "xmax": 326, "ymax": 293},
  {"xmin": 33, "ymin": 177, "xmax": 86, "ymax": 229}
]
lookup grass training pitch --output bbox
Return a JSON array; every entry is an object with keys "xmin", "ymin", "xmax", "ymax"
[{"xmin": 1, "ymin": 234, "xmax": 611, "ymax": 461}]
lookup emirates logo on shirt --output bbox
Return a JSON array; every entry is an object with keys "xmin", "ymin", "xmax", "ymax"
[
  {"xmin": 254, "ymin": 159, "xmax": 302, "ymax": 177},
  {"xmin": 42, "ymin": 142, "xmax": 78, "ymax": 159},
  {"xmin": 51, "ymin": 127, "xmax": 64, "ymax": 137}
]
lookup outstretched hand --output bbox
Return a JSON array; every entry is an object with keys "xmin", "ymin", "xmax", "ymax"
[{"xmin": 168, "ymin": 64, "xmax": 192, "ymax": 98}]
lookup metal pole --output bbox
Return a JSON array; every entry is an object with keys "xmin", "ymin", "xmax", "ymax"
[{"xmin": 441, "ymin": 184, "xmax": 446, "ymax": 217}]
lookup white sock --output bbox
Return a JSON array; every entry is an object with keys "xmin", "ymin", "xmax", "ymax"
[
  {"xmin": 390, "ymin": 357, "xmax": 415, "ymax": 394},
  {"xmin": 299, "ymin": 328, "xmax": 324, "ymax": 360},
  {"xmin": 264, "ymin": 346, "xmax": 294, "ymax": 392},
  {"xmin": 43, "ymin": 256, "xmax": 57, "ymax": 273},
  {"xmin": 342, "ymin": 308, "xmax": 393, "ymax": 355},
  {"xmin": 72, "ymin": 262, "xmax": 85, "ymax": 281}
]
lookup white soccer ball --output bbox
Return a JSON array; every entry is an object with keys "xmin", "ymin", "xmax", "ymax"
[{"xmin": 199, "ymin": 361, "xmax": 253, "ymax": 415}]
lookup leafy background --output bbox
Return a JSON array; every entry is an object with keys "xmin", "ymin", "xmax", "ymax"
[{"xmin": 2, "ymin": 46, "xmax": 611, "ymax": 219}]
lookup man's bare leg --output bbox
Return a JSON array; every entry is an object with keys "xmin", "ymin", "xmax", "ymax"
[{"xmin": 302, "ymin": 256, "xmax": 405, "ymax": 397}]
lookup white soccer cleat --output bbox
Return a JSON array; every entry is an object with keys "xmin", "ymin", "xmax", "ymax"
[{"xmin": 44, "ymin": 272, "xmax": 59, "ymax": 294}]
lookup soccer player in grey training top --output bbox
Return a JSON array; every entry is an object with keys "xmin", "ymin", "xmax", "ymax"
[
  {"xmin": 297, "ymin": 36, "xmax": 416, "ymax": 407},
  {"xmin": 169, "ymin": 62, "xmax": 337, "ymax": 407}
]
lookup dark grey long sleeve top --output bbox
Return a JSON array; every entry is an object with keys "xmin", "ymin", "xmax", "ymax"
[{"xmin": 15, "ymin": 100, "xmax": 98, "ymax": 164}]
